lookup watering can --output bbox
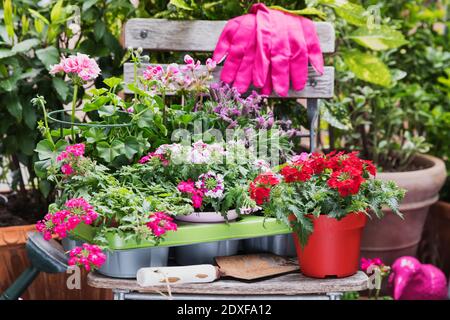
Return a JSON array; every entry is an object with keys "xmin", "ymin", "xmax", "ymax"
[{"xmin": 0, "ymin": 232, "xmax": 68, "ymax": 300}]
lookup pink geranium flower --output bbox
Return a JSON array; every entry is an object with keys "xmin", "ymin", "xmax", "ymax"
[{"xmin": 50, "ymin": 53, "xmax": 100, "ymax": 81}]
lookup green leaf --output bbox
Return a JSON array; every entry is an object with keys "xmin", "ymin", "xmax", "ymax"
[
  {"xmin": 82, "ymin": 0, "xmax": 98, "ymax": 11},
  {"xmin": 39, "ymin": 180, "xmax": 52, "ymax": 198},
  {"xmin": 136, "ymin": 109, "xmax": 154, "ymax": 128},
  {"xmin": 98, "ymin": 104, "xmax": 115, "ymax": 117},
  {"xmin": 0, "ymin": 74, "xmax": 18, "ymax": 91},
  {"xmin": 97, "ymin": 140, "xmax": 125, "ymax": 163},
  {"xmin": 6, "ymin": 94, "xmax": 22, "ymax": 121},
  {"xmin": 318, "ymin": 0, "xmax": 367, "ymax": 26},
  {"xmin": 51, "ymin": 0, "xmax": 64, "ymax": 23},
  {"xmin": 349, "ymin": 26, "xmax": 408, "ymax": 51},
  {"xmin": 52, "ymin": 77, "xmax": 69, "ymax": 101},
  {"xmin": 83, "ymin": 96, "xmax": 111, "ymax": 112},
  {"xmin": 36, "ymin": 46, "xmax": 60, "ymax": 69},
  {"xmin": 269, "ymin": 6, "xmax": 327, "ymax": 20},
  {"xmin": 342, "ymin": 50, "xmax": 392, "ymax": 87},
  {"xmin": 83, "ymin": 127, "xmax": 106, "ymax": 143},
  {"xmin": 104, "ymin": 76, "xmax": 122, "ymax": 88},
  {"xmin": 0, "ymin": 49, "xmax": 15, "ymax": 59},
  {"xmin": 28, "ymin": 8, "xmax": 50, "ymax": 25},
  {"xmin": 23, "ymin": 102, "xmax": 37, "ymax": 129},
  {"xmin": 94, "ymin": 20, "xmax": 106, "ymax": 41},
  {"xmin": 169, "ymin": 0, "xmax": 193, "ymax": 10},
  {"xmin": 12, "ymin": 38, "xmax": 40, "ymax": 53},
  {"xmin": 3, "ymin": 0, "xmax": 15, "ymax": 40},
  {"xmin": 35, "ymin": 139, "xmax": 67, "ymax": 161},
  {"xmin": 123, "ymin": 136, "xmax": 140, "ymax": 160},
  {"xmin": 34, "ymin": 159, "xmax": 51, "ymax": 179}
]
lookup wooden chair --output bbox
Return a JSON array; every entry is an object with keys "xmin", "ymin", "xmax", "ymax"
[{"xmin": 122, "ymin": 18, "xmax": 335, "ymax": 151}]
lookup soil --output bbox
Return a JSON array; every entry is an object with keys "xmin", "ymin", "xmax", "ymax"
[{"xmin": 0, "ymin": 191, "xmax": 48, "ymax": 227}]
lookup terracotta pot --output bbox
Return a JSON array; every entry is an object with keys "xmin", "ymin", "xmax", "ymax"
[
  {"xmin": 291, "ymin": 213, "xmax": 367, "ymax": 278},
  {"xmin": 418, "ymin": 201, "xmax": 450, "ymax": 278},
  {"xmin": 175, "ymin": 209, "xmax": 238, "ymax": 223},
  {"xmin": 0, "ymin": 225, "xmax": 112, "ymax": 300},
  {"xmin": 361, "ymin": 154, "xmax": 446, "ymax": 266}
]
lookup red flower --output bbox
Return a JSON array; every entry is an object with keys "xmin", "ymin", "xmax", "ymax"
[
  {"xmin": 280, "ymin": 164, "xmax": 313, "ymax": 183},
  {"xmin": 307, "ymin": 153, "xmax": 328, "ymax": 174},
  {"xmin": 249, "ymin": 172, "xmax": 280, "ymax": 205},
  {"xmin": 327, "ymin": 167, "xmax": 365, "ymax": 197},
  {"xmin": 249, "ymin": 183, "xmax": 271, "ymax": 205},
  {"xmin": 363, "ymin": 160, "xmax": 377, "ymax": 176},
  {"xmin": 254, "ymin": 172, "xmax": 280, "ymax": 187}
]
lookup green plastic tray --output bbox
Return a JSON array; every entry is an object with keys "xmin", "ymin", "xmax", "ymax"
[{"xmin": 70, "ymin": 216, "xmax": 291, "ymax": 250}]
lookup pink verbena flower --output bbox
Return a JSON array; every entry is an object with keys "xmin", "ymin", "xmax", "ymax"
[
  {"xmin": 146, "ymin": 212, "xmax": 177, "ymax": 237},
  {"xmin": 138, "ymin": 151, "xmax": 169, "ymax": 166},
  {"xmin": 361, "ymin": 257, "xmax": 385, "ymax": 273},
  {"xmin": 177, "ymin": 180, "xmax": 196, "ymax": 194},
  {"xmin": 50, "ymin": 53, "xmax": 100, "ymax": 81},
  {"xmin": 36, "ymin": 198, "xmax": 98, "ymax": 240},
  {"xmin": 61, "ymin": 164, "xmax": 74, "ymax": 175},
  {"xmin": 68, "ymin": 243, "xmax": 106, "ymax": 272},
  {"xmin": 177, "ymin": 179, "xmax": 205, "ymax": 209}
]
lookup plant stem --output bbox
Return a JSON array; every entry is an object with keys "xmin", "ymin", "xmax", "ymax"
[
  {"xmin": 71, "ymin": 84, "xmax": 79, "ymax": 142},
  {"xmin": 162, "ymin": 90, "xmax": 167, "ymax": 125},
  {"xmin": 38, "ymin": 100, "xmax": 55, "ymax": 148}
]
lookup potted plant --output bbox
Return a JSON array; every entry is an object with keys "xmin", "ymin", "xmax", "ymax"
[
  {"xmin": 318, "ymin": 0, "xmax": 448, "ymax": 264},
  {"xmin": 249, "ymin": 151, "xmax": 405, "ymax": 278}
]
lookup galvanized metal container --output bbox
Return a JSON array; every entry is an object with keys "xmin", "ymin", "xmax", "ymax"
[
  {"xmin": 173, "ymin": 240, "xmax": 240, "ymax": 265},
  {"xmin": 243, "ymin": 234, "xmax": 297, "ymax": 257},
  {"xmin": 62, "ymin": 238, "xmax": 169, "ymax": 278}
]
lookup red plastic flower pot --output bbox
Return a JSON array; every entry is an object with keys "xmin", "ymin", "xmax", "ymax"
[{"xmin": 290, "ymin": 213, "xmax": 367, "ymax": 278}]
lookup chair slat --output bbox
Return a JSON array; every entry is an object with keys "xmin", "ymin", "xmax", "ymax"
[
  {"xmin": 123, "ymin": 63, "xmax": 334, "ymax": 99},
  {"xmin": 124, "ymin": 18, "xmax": 335, "ymax": 53}
]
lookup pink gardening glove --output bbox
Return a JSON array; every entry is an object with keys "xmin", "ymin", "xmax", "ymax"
[
  {"xmin": 212, "ymin": 14, "xmax": 257, "ymax": 93},
  {"xmin": 251, "ymin": 3, "xmax": 324, "ymax": 96}
]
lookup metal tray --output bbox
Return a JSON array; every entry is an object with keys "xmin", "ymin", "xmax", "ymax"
[
  {"xmin": 243, "ymin": 234, "xmax": 297, "ymax": 257},
  {"xmin": 173, "ymin": 240, "xmax": 240, "ymax": 265},
  {"xmin": 62, "ymin": 238, "xmax": 169, "ymax": 278}
]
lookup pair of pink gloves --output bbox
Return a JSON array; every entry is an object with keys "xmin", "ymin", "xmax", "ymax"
[{"xmin": 213, "ymin": 3, "xmax": 324, "ymax": 97}]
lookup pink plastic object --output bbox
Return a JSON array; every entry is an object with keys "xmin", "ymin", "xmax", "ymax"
[
  {"xmin": 212, "ymin": 14, "xmax": 257, "ymax": 94},
  {"xmin": 175, "ymin": 210, "xmax": 238, "ymax": 223},
  {"xmin": 389, "ymin": 256, "xmax": 448, "ymax": 300},
  {"xmin": 250, "ymin": 3, "xmax": 324, "ymax": 96},
  {"xmin": 213, "ymin": 5, "xmax": 324, "ymax": 96}
]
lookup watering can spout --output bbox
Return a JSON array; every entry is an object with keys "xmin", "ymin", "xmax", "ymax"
[
  {"xmin": 0, "ymin": 267, "xmax": 40, "ymax": 300},
  {"xmin": 0, "ymin": 232, "xmax": 69, "ymax": 300}
]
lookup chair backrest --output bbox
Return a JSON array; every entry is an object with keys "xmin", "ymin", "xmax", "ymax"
[{"xmin": 123, "ymin": 18, "xmax": 335, "ymax": 99}]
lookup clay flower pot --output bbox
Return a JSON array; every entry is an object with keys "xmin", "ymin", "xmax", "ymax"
[
  {"xmin": 291, "ymin": 213, "xmax": 367, "ymax": 278},
  {"xmin": 175, "ymin": 209, "xmax": 238, "ymax": 223},
  {"xmin": 361, "ymin": 154, "xmax": 446, "ymax": 265}
]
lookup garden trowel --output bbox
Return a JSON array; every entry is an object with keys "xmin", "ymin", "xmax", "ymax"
[{"xmin": 137, "ymin": 253, "xmax": 299, "ymax": 286}]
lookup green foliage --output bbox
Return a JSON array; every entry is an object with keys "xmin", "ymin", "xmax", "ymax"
[
  {"xmin": 0, "ymin": 0, "xmax": 136, "ymax": 198},
  {"xmin": 322, "ymin": 0, "xmax": 449, "ymax": 177}
]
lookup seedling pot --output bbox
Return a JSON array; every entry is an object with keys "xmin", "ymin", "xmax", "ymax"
[{"xmin": 291, "ymin": 213, "xmax": 367, "ymax": 278}]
